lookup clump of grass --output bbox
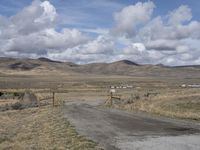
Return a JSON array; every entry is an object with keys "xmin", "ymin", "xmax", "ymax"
[
  {"xmin": 175, "ymin": 102, "xmax": 200, "ymax": 111},
  {"xmin": 11, "ymin": 102, "xmax": 23, "ymax": 110}
]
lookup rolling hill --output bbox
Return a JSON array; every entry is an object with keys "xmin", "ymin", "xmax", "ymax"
[{"xmin": 0, "ymin": 57, "xmax": 200, "ymax": 78}]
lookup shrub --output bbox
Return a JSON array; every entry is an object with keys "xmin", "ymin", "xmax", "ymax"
[{"xmin": 11, "ymin": 102, "xmax": 23, "ymax": 110}]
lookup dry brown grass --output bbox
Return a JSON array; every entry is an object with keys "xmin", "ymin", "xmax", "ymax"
[
  {"xmin": 0, "ymin": 106, "xmax": 103, "ymax": 150},
  {"xmin": 0, "ymin": 99, "xmax": 19, "ymax": 106},
  {"xmin": 1, "ymin": 73, "xmax": 200, "ymax": 122},
  {"xmin": 117, "ymin": 88, "xmax": 200, "ymax": 120}
]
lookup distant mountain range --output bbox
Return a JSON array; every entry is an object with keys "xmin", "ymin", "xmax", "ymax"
[{"xmin": 0, "ymin": 57, "xmax": 200, "ymax": 78}]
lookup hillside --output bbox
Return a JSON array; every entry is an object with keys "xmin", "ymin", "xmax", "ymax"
[{"xmin": 0, "ymin": 57, "xmax": 200, "ymax": 78}]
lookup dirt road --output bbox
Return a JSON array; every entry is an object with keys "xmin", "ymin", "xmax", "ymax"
[{"xmin": 63, "ymin": 100, "xmax": 200, "ymax": 150}]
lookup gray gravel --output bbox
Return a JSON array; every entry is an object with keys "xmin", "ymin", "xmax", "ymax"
[{"xmin": 63, "ymin": 100, "xmax": 200, "ymax": 150}]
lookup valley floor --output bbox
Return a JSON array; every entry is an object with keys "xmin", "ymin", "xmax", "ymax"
[{"xmin": 0, "ymin": 74, "xmax": 200, "ymax": 150}]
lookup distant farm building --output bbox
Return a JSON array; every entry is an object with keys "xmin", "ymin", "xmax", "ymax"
[
  {"xmin": 110, "ymin": 85, "xmax": 134, "ymax": 89},
  {"xmin": 188, "ymin": 84, "xmax": 200, "ymax": 88},
  {"xmin": 181, "ymin": 84, "xmax": 200, "ymax": 88}
]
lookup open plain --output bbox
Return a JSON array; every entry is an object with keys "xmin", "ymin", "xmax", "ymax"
[{"xmin": 0, "ymin": 57, "xmax": 200, "ymax": 150}]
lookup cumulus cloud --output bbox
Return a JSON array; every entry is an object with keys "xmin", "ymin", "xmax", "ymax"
[
  {"xmin": 77, "ymin": 36, "xmax": 114, "ymax": 54},
  {"xmin": 123, "ymin": 43, "xmax": 146, "ymax": 54},
  {"xmin": 168, "ymin": 5, "xmax": 192, "ymax": 25},
  {"xmin": 139, "ymin": 17, "xmax": 200, "ymax": 42},
  {"xmin": 0, "ymin": 0, "xmax": 88, "ymax": 57},
  {"xmin": 114, "ymin": 3, "xmax": 200, "ymax": 66},
  {"xmin": 0, "ymin": 0, "xmax": 200, "ymax": 66},
  {"xmin": 47, "ymin": 35, "xmax": 115, "ymax": 63},
  {"xmin": 145, "ymin": 39, "xmax": 178, "ymax": 51},
  {"xmin": 111, "ymin": 1, "xmax": 155, "ymax": 37},
  {"xmin": 9, "ymin": 0, "xmax": 56, "ymax": 35}
]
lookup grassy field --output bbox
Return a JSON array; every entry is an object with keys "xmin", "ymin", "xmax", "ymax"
[
  {"xmin": 0, "ymin": 73, "xmax": 199, "ymax": 150},
  {"xmin": 112, "ymin": 88, "xmax": 200, "ymax": 120},
  {"xmin": 0, "ymin": 105, "xmax": 103, "ymax": 150},
  {"xmin": 1, "ymin": 74, "xmax": 200, "ymax": 120}
]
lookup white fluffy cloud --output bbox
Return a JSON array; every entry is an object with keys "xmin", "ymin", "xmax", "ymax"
[
  {"xmin": 8, "ymin": 0, "xmax": 56, "ymax": 35},
  {"xmin": 112, "ymin": 1, "xmax": 155, "ymax": 37},
  {"xmin": 123, "ymin": 43, "xmax": 146, "ymax": 54},
  {"xmin": 110, "ymin": 3, "xmax": 200, "ymax": 66},
  {"xmin": 0, "ymin": 1, "xmax": 200, "ymax": 66},
  {"xmin": 168, "ymin": 5, "xmax": 192, "ymax": 25},
  {"xmin": 0, "ymin": 0, "xmax": 88, "ymax": 57},
  {"xmin": 77, "ymin": 35, "xmax": 114, "ymax": 54},
  {"xmin": 47, "ymin": 35, "xmax": 115, "ymax": 63}
]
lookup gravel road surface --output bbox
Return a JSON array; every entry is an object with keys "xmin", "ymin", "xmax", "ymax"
[{"xmin": 63, "ymin": 100, "xmax": 200, "ymax": 150}]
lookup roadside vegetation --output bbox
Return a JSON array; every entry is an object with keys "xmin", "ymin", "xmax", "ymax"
[
  {"xmin": 111, "ymin": 88, "xmax": 200, "ymax": 120},
  {"xmin": 0, "ymin": 105, "xmax": 103, "ymax": 150}
]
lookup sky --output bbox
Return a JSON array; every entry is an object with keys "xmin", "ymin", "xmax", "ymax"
[{"xmin": 0, "ymin": 0, "xmax": 200, "ymax": 65}]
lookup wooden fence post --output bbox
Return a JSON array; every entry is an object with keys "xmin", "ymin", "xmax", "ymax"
[
  {"xmin": 53, "ymin": 92, "xmax": 55, "ymax": 107},
  {"xmin": 110, "ymin": 92, "xmax": 113, "ymax": 106}
]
